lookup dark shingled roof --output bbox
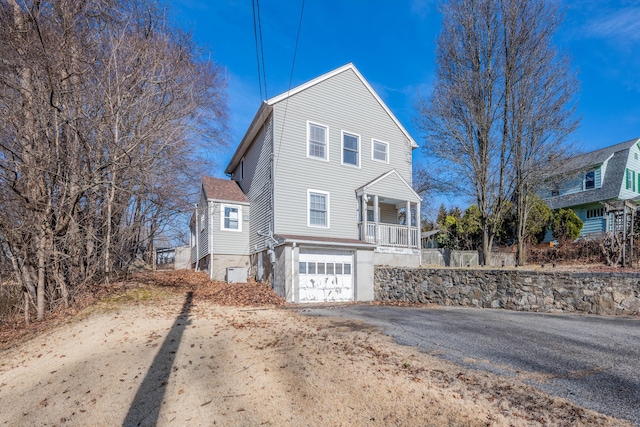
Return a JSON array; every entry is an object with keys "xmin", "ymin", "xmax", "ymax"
[
  {"xmin": 545, "ymin": 138, "xmax": 640, "ymax": 210},
  {"xmin": 202, "ymin": 176, "xmax": 248, "ymax": 203}
]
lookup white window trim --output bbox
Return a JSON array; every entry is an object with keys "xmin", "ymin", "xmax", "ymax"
[
  {"xmin": 307, "ymin": 189, "xmax": 330, "ymax": 228},
  {"xmin": 307, "ymin": 121, "xmax": 329, "ymax": 161},
  {"xmin": 341, "ymin": 130, "xmax": 361, "ymax": 168},
  {"xmin": 220, "ymin": 204, "xmax": 242, "ymax": 232},
  {"xmin": 371, "ymin": 139, "xmax": 390, "ymax": 164}
]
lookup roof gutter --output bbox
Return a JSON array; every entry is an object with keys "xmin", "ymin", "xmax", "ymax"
[{"xmin": 274, "ymin": 237, "xmax": 375, "ymax": 249}]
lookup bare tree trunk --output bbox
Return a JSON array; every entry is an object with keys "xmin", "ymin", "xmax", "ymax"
[{"xmin": 24, "ymin": 292, "xmax": 30, "ymax": 326}]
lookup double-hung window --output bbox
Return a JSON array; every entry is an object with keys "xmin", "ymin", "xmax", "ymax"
[
  {"xmin": 372, "ymin": 139, "xmax": 389, "ymax": 163},
  {"xmin": 308, "ymin": 122, "xmax": 328, "ymax": 160},
  {"xmin": 342, "ymin": 131, "xmax": 360, "ymax": 167},
  {"xmin": 308, "ymin": 190, "xmax": 329, "ymax": 228},
  {"xmin": 221, "ymin": 204, "xmax": 241, "ymax": 231}
]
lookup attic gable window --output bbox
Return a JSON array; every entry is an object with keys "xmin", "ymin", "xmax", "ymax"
[
  {"xmin": 585, "ymin": 171, "xmax": 595, "ymax": 190},
  {"xmin": 372, "ymin": 139, "xmax": 389, "ymax": 163},
  {"xmin": 308, "ymin": 122, "xmax": 328, "ymax": 161}
]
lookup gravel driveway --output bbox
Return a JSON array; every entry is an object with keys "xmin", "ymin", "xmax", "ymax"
[{"xmin": 299, "ymin": 305, "xmax": 640, "ymax": 426}]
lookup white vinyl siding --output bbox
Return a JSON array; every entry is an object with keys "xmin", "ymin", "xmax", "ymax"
[
  {"xmin": 372, "ymin": 139, "xmax": 389, "ymax": 163},
  {"xmin": 341, "ymin": 131, "xmax": 360, "ymax": 167},
  {"xmin": 233, "ymin": 114, "xmax": 273, "ymax": 253},
  {"xmin": 271, "ymin": 67, "xmax": 415, "ymax": 239},
  {"xmin": 308, "ymin": 190, "xmax": 330, "ymax": 228},
  {"xmin": 308, "ymin": 122, "xmax": 328, "ymax": 160},
  {"xmin": 211, "ymin": 201, "xmax": 251, "ymax": 255},
  {"xmin": 221, "ymin": 204, "xmax": 241, "ymax": 232}
]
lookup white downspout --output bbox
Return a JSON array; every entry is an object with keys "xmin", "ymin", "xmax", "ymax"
[
  {"xmin": 209, "ymin": 201, "xmax": 214, "ymax": 281},
  {"xmin": 291, "ymin": 242, "xmax": 296, "ymax": 303},
  {"xmin": 194, "ymin": 204, "xmax": 199, "ymax": 271}
]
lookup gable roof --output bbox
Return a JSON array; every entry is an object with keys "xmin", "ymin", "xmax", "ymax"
[
  {"xmin": 225, "ymin": 63, "xmax": 417, "ymax": 174},
  {"xmin": 356, "ymin": 169, "xmax": 422, "ymax": 203},
  {"xmin": 545, "ymin": 137, "xmax": 640, "ymax": 210},
  {"xmin": 201, "ymin": 176, "xmax": 248, "ymax": 203}
]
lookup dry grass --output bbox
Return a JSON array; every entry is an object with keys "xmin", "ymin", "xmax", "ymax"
[{"xmin": 0, "ymin": 270, "xmax": 631, "ymax": 426}]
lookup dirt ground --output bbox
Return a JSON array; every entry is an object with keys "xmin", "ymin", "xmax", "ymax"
[{"xmin": 0, "ymin": 277, "xmax": 631, "ymax": 426}]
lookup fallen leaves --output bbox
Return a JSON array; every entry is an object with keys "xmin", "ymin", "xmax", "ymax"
[{"xmin": 131, "ymin": 270, "xmax": 286, "ymax": 307}]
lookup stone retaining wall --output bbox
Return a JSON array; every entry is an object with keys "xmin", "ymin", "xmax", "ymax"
[{"xmin": 374, "ymin": 267, "xmax": 640, "ymax": 315}]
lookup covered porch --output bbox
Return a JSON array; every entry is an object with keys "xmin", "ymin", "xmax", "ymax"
[{"xmin": 356, "ymin": 170, "xmax": 422, "ymax": 249}]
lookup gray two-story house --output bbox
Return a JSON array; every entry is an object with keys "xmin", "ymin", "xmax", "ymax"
[
  {"xmin": 541, "ymin": 137, "xmax": 640, "ymax": 237},
  {"xmin": 197, "ymin": 63, "xmax": 421, "ymax": 303}
]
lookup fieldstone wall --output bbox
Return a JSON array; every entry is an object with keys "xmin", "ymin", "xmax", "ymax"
[{"xmin": 375, "ymin": 267, "xmax": 640, "ymax": 315}]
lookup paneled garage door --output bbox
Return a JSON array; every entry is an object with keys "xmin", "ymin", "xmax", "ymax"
[{"xmin": 298, "ymin": 249, "xmax": 353, "ymax": 303}]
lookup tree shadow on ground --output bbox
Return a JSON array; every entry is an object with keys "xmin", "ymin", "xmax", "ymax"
[{"xmin": 122, "ymin": 291, "xmax": 193, "ymax": 427}]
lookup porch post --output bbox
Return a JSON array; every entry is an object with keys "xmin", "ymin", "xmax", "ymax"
[
  {"xmin": 373, "ymin": 195, "xmax": 379, "ymax": 245},
  {"xmin": 416, "ymin": 201, "xmax": 421, "ymax": 249},
  {"xmin": 361, "ymin": 194, "xmax": 368, "ymax": 242},
  {"xmin": 406, "ymin": 200, "xmax": 411, "ymax": 248}
]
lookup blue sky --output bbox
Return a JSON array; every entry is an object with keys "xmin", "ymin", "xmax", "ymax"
[{"xmin": 173, "ymin": 0, "xmax": 640, "ymax": 195}]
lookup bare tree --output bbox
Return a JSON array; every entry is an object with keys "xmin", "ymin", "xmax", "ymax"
[
  {"xmin": 0, "ymin": 0, "xmax": 226, "ymax": 321},
  {"xmin": 417, "ymin": 0, "xmax": 510, "ymax": 265},
  {"xmin": 417, "ymin": 0, "xmax": 578, "ymax": 264},
  {"xmin": 500, "ymin": 0, "xmax": 578, "ymax": 265}
]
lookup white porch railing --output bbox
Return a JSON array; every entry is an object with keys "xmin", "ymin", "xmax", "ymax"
[{"xmin": 358, "ymin": 222, "xmax": 420, "ymax": 249}]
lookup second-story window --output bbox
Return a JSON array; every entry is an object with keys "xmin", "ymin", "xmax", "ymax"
[
  {"xmin": 372, "ymin": 139, "xmax": 389, "ymax": 163},
  {"xmin": 342, "ymin": 132, "xmax": 360, "ymax": 167},
  {"xmin": 585, "ymin": 171, "xmax": 595, "ymax": 190},
  {"xmin": 308, "ymin": 122, "xmax": 328, "ymax": 160}
]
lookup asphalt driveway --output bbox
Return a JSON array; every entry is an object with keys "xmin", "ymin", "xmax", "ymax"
[{"xmin": 298, "ymin": 305, "xmax": 640, "ymax": 426}]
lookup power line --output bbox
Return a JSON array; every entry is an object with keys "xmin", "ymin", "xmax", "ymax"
[
  {"xmin": 251, "ymin": 0, "xmax": 263, "ymax": 100},
  {"xmin": 287, "ymin": 0, "xmax": 305, "ymax": 93},
  {"xmin": 275, "ymin": 0, "xmax": 305, "ymax": 172},
  {"xmin": 256, "ymin": 0, "xmax": 268, "ymax": 99}
]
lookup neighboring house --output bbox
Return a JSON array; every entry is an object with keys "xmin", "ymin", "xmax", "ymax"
[
  {"xmin": 540, "ymin": 137, "xmax": 640, "ymax": 237},
  {"xmin": 202, "ymin": 62, "xmax": 421, "ymax": 303},
  {"xmin": 191, "ymin": 176, "xmax": 251, "ymax": 281}
]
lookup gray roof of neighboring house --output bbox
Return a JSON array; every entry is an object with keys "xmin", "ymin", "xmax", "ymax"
[
  {"xmin": 545, "ymin": 138, "xmax": 639, "ymax": 210},
  {"xmin": 201, "ymin": 176, "xmax": 249, "ymax": 203}
]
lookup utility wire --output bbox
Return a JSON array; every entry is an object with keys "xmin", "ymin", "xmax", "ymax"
[
  {"xmin": 256, "ymin": 0, "xmax": 268, "ymax": 99},
  {"xmin": 251, "ymin": 0, "xmax": 263, "ymax": 100},
  {"xmin": 287, "ymin": 0, "xmax": 305, "ymax": 94},
  {"xmin": 275, "ymin": 0, "xmax": 306, "ymax": 172}
]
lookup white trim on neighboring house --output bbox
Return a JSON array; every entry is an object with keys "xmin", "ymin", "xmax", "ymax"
[
  {"xmin": 307, "ymin": 121, "xmax": 329, "ymax": 161},
  {"xmin": 371, "ymin": 138, "xmax": 389, "ymax": 164},
  {"xmin": 341, "ymin": 130, "xmax": 361, "ymax": 168},
  {"xmin": 307, "ymin": 189, "xmax": 330, "ymax": 228},
  {"xmin": 220, "ymin": 204, "xmax": 243, "ymax": 232}
]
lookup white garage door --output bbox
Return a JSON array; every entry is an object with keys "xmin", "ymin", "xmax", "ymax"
[{"xmin": 298, "ymin": 249, "xmax": 353, "ymax": 303}]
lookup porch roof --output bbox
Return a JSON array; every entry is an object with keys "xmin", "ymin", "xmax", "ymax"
[
  {"xmin": 355, "ymin": 169, "xmax": 421, "ymax": 204},
  {"xmin": 274, "ymin": 234, "xmax": 375, "ymax": 249}
]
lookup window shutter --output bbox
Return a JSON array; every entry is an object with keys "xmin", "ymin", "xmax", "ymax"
[
  {"xmin": 634, "ymin": 171, "xmax": 636, "ymax": 192},
  {"xmin": 627, "ymin": 169, "xmax": 630, "ymax": 190}
]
